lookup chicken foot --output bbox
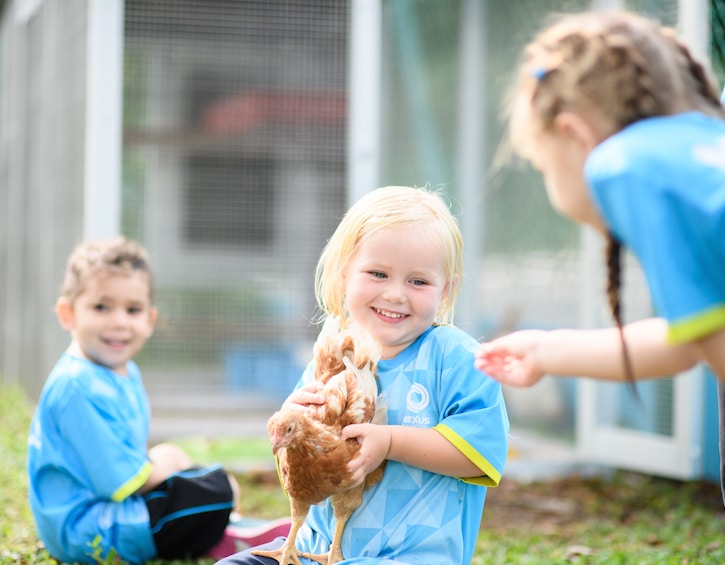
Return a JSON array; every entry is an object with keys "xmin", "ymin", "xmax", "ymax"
[
  {"xmin": 252, "ymin": 500, "xmax": 310, "ymax": 565},
  {"xmin": 301, "ymin": 486, "xmax": 363, "ymax": 565}
]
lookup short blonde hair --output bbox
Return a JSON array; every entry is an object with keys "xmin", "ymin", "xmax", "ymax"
[
  {"xmin": 314, "ymin": 186, "xmax": 463, "ymax": 326},
  {"xmin": 61, "ymin": 237, "xmax": 153, "ymax": 304}
]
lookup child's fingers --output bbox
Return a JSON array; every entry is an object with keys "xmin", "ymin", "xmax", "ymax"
[
  {"xmin": 475, "ymin": 345, "xmax": 540, "ymax": 386},
  {"xmin": 475, "ymin": 345, "xmax": 512, "ymax": 374},
  {"xmin": 299, "ymin": 381, "xmax": 324, "ymax": 393},
  {"xmin": 341, "ymin": 423, "xmax": 362, "ymax": 441},
  {"xmin": 283, "ymin": 388, "xmax": 326, "ymax": 411}
]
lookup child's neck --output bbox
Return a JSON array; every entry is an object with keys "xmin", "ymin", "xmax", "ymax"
[{"xmin": 66, "ymin": 341, "xmax": 129, "ymax": 377}]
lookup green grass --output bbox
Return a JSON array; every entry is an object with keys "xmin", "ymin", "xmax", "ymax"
[
  {"xmin": 3, "ymin": 382, "xmax": 725, "ymax": 564},
  {"xmin": 473, "ymin": 471, "xmax": 725, "ymax": 564},
  {"xmin": 172, "ymin": 436, "xmax": 275, "ymax": 470}
]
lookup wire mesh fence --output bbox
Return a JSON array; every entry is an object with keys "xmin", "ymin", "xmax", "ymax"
[
  {"xmin": 714, "ymin": 0, "xmax": 725, "ymax": 84},
  {"xmin": 2, "ymin": 0, "xmax": 723, "ymax": 442},
  {"xmin": 122, "ymin": 0, "xmax": 349, "ymax": 403}
]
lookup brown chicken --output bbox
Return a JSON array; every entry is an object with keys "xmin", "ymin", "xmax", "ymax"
[{"xmin": 252, "ymin": 317, "xmax": 385, "ymax": 565}]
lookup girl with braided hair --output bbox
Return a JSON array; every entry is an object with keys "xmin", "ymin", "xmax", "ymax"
[{"xmin": 474, "ymin": 10, "xmax": 725, "ymax": 498}]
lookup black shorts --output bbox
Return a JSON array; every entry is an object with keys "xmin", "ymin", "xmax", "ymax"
[{"xmin": 144, "ymin": 465, "xmax": 234, "ymax": 559}]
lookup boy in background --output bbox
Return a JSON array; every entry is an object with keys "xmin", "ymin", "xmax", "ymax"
[{"xmin": 27, "ymin": 237, "xmax": 288, "ymax": 563}]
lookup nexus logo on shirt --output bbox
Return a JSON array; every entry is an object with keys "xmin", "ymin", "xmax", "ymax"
[{"xmin": 403, "ymin": 383, "xmax": 431, "ymax": 426}]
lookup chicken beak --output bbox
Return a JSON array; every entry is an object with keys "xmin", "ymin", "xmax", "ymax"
[{"xmin": 269, "ymin": 431, "xmax": 280, "ymax": 456}]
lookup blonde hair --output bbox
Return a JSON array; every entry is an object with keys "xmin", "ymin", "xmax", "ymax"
[
  {"xmin": 61, "ymin": 237, "xmax": 153, "ymax": 304},
  {"xmin": 509, "ymin": 11, "xmax": 725, "ymax": 160},
  {"xmin": 314, "ymin": 186, "xmax": 463, "ymax": 326}
]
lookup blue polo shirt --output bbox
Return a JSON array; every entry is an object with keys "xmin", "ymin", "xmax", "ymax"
[
  {"xmin": 293, "ymin": 324, "xmax": 509, "ymax": 564},
  {"xmin": 27, "ymin": 354, "xmax": 156, "ymax": 563},
  {"xmin": 585, "ymin": 112, "xmax": 725, "ymax": 344}
]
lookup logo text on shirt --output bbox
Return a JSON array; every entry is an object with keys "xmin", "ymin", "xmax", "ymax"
[{"xmin": 404, "ymin": 383, "xmax": 431, "ymax": 425}]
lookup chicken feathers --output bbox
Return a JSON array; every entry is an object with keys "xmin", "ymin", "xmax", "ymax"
[{"xmin": 252, "ymin": 317, "xmax": 384, "ymax": 565}]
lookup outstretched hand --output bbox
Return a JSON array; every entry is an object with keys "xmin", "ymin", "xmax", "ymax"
[{"xmin": 474, "ymin": 329, "xmax": 549, "ymax": 387}]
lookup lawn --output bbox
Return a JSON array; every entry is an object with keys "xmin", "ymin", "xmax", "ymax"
[{"xmin": 3, "ymin": 383, "xmax": 725, "ymax": 564}]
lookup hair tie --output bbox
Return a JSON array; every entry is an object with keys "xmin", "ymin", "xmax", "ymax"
[{"xmin": 532, "ymin": 67, "xmax": 549, "ymax": 81}]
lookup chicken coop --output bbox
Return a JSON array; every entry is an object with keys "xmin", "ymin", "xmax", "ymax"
[{"xmin": 1, "ymin": 0, "xmax": 724, "ymax": 481}]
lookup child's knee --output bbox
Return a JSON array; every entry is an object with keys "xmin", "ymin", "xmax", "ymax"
[
  {"xmin": 149, "ymin": 442, "xmax": 193, "ymax": 469},
  {"xmin": 227, "ymin": 472, "xmax": 240, "ymax": 506}
]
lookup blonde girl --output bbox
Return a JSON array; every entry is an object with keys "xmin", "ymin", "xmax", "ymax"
[
  {"xmin": 315, "ymin": 185, "xmax": 462, "ymax": 330},
  {"xmin": 474, "ymin": 11, "xmax": 725, "ymax": 500},
  {"xmin": 218, "ymin": 186, "xmax": 509, "ymax": 565}
]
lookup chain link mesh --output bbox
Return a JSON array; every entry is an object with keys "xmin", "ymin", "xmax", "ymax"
[{"xmin": 714, "ymin": 0, "xmax": 725, "ymax": 86}]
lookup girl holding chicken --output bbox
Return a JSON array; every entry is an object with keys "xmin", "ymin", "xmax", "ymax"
[{"xmin": 217, "ymin": 185, "xmax": 509, "ymax": 565}]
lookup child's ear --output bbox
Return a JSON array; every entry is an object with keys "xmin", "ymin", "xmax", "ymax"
[
  {"xmin": 55, "ymin": 298, "xmax": 74, "ymax": 331},
  {"xmin": 554, "ymin": 111, "xmax": 600, "ymax": 151},
  {"xmin": 148, "ymin": 306, "xmax": 159, "ymax": 331}
]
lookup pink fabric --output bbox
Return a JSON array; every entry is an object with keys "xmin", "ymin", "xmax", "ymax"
[{"xmin": 204, "ymin": 517, "xmax": 292, "ymax": 559}]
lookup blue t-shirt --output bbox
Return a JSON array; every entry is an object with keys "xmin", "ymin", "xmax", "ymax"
[
  {"xmin": 585, "ymin": 112, "xmax": 725, "ymax": 344},
  {"xmin": 27, "ymin": 353, "xmax": 156, "ymax": 563},
  {"xmin": 293, "ymin": 325, "xmax": 509, "ymax": 564}
]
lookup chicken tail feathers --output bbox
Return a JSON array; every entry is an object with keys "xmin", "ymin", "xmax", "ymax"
[{"xmin": 313, "ymin": 316, "xmax": 381, "ymax": 383}]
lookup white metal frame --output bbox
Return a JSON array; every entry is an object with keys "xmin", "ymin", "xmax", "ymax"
[
  {"xmin": 578, "ymin": 368, "xmax": 706, "ymax": 479},
  {"xmin": 454, "ymin": 0, "xmax": 485, "ymax": 335},
  {"xmin": 347, "ymin": 0, "xmax": 382, "ymax": 206},
  {"xmin": 84, "ymin": 0, "xmax": 123, "ymax": 238}
]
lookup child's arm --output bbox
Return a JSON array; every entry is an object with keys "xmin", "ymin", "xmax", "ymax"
[
  {"xmin": 474, "ymin": 317, "xmax": 700, "ymax": 387},
  {"xmin": 697, "ymin": 327, "xmax": 725, "ymax": 379},
  {"xmin": 342, "ymin": 423, "xmax": 481, "ymax": 486}
]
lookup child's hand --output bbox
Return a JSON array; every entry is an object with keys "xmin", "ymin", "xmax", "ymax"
[
  {"xmin": 342, "ymin": 423, "xmax": 391, "ymax": 487},
  {"xmin": 282, "ymin": 382, "xmax": 326, "ymax": 412},
  {"xmin": 474, "ymin": 330, "xmax": 548, "ymax": 387}
]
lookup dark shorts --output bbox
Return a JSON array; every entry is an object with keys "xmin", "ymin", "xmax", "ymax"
[{"xmin": 144, "ymin": 465, "xmax": 234, "ymax": 559}]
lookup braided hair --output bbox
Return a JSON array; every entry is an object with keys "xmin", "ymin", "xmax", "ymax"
[
  {"xmin": 604, "ymin": 234, "xmax": 637, "ymax": 390},
  {"xmin": 509, "ymin": 12, "xmax": 725, "ymax": 386}
]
